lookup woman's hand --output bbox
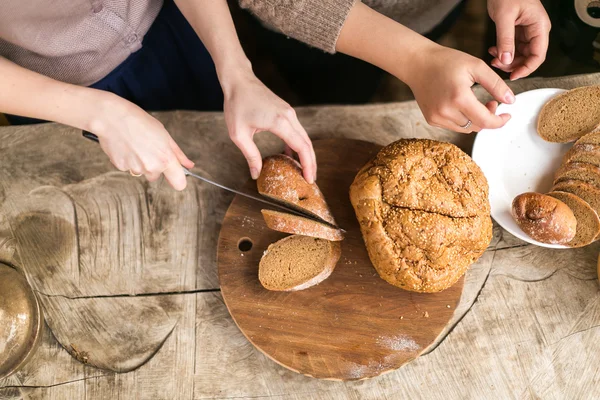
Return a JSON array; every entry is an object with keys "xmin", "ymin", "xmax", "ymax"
[
  {"xmin": 487, "ymin": 0, "xmax": 551, "ymax": 80},
  {"xmin": 173, "ymin": 0, "xmax": 316, "ymax": 183},
  {"xmin": 405, "ymin": 44, "xmax": 515, "ymax": 133},
  {"xmin": 221, "ymin": 67, "xmax": 317, "ymax": 183},
  {"xmin": 90, "ymin": 92, "xmax": 194, "ymax": 190}
]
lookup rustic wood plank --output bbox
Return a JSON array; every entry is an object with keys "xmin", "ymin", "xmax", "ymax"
[{"xmin": 1, "ymin": 72, "xmax": 600, "ymax": 399}]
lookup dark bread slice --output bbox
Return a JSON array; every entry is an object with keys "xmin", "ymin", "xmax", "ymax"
[
  {"xmin": 554, "ymin": 162, "xmax": 600, "ymax": 188},
  {"xmin": 511, "ymin": 193, "xmax": 576, "ymax": 244},
  {"xmin": 553, "ymin": 180, "xmax": 600, "ymax": 239},
  {"xmin": 261, "ymin": 210, "xmax": 344, "ymax": 241},
  {"xmin": 576, "ymin": 131, "xmax": 600, "ymax": 146},
  {"xmin": 547, "ymin": 191, "xmax": 600, "ymax": 247},
  {"xmin": 258, "ymin": 235, "xmax": 341, "ymax": 291},
  {"xmin": 257, "ymin": 155, "xmax": 337, "ymax": 226},
  {"xmin": 537, "ymin": 85, "xmax": 600, "ymax": 143},
  {"xmin": 563, "ymin": 144, "xmax": 600, "ymax": 168}
]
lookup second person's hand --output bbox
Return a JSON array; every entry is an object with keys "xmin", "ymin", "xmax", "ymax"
[
  {"xmin": 405, "ymin": 44, "xmax": 515, "ymax": 133},
  {"xmin": 487, "ymin": 0, "xmax": 551, "ymax": 81},
  {"xmin": 221, "ymin": 67, "xmax": 317, "ymax": 184},
  {"xmin": 89, "ymin": 91, "xmax": 195, "ymax": 190}
]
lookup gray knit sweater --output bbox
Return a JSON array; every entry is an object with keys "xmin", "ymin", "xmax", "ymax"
[
  {"xmin": 239, "ymin": 0, "xmax": 463, "ymax": 53},
  {"xmin": 0, "ymin": 0, "xmax": 461, "ymax": 86}
]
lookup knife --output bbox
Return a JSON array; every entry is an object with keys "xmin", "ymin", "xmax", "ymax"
[{"xmin": 81, "ymin": 131, "xmax": 344, "ymax": 231}]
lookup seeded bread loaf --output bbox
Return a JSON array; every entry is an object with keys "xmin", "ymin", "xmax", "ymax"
[
  {"xmin": 257, "ymin": 155, "xmax": 337, "ymax": 225},
  {"xmin": 261, "ymin": 210, "xmax": 344, "ymax": 241},
  {"xmin": 537, "ymin": 85, "xmax": 600, "ymax": 143},
  {"xmin": 258, "ymin": 235, "xmax": 341, "ymax": 291},
  {"xmin": 350, "ymin": 139, "xmax": 492, "ymax": 293},
  {"xmin": 547, "ymin": 191, "xmax": 600, "ymax": 247},
  {"xmin": 511, "ymin": 193, "xmax": 577, "ymax": 244},
  {"xmin": 554, "ymin": 162, "xmax": 600, "ymax": 188}
]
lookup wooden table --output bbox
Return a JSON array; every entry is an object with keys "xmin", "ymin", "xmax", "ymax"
[{"xmin": 1, "ymin": 73, "xmax": 599, "ymax": 400}]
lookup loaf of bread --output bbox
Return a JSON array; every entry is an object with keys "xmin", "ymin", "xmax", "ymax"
[
  {"xmin": 515, "ymin": 90, "xmax": 600, "ymax": 247},
  {"xmin": 511, "ymin": 193, "xmax": 576, "ymax": 244},
  {"xmin": 350, "ymin": 139, "xmax": 492, "ymax": 293},
  {"xmin": 547, "ymin": 191, "xmax": 600, "ymax": 247},
  {"xmin": 261, "ymin": 210, "xmax": 344, "ymax": 241},
  {"xmin": 258, "ymin": 235, "xmax": 341, "ymax": 291},
  {"xmin": 537, "ymin": 85, "xmax": 600, "ymax": 143},
  {"xmin": 257, "ymin": 154, "xmax": 337, "ymax": 226}
]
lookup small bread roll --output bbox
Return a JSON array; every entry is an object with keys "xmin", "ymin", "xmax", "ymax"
[{"xmin": 511, "ymin": 193, "xmax": 577, "ymax": 244}]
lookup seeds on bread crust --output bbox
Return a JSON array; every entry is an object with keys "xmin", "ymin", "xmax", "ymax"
[{"xmin": 350, "ymin": 139, "xmax": 492, "ymax": 293}]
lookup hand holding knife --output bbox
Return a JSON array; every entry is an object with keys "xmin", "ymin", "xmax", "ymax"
[{"xmin": 81, "ymin": 130, "xmax": 344, "ymax": 231}]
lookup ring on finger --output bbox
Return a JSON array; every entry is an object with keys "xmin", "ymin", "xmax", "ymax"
[
  {"xmin": 459, "ymin": 120, "xmax": 472, "ymax": 130},
  {"xmin": 129, "ymin": 170, "xmax": 142, "ymax": 177}
]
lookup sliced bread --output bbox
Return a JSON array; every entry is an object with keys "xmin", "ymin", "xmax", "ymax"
[
  {"xmin": 552, "ymin": 180, "xmax": 600, "ymax": 222},
  {"xmin": 547, "ymin": 191, "xmax": 600, "ymax": 247},
  {"xmin": 576, "ymin": 131, "xmax": 600, "ymax": 146},
  {"xmin": 511, "ymin": 193, "xmax": 576, "ymax": 244},
  {"xmin": 537, "ymin": 85, "xmax": 600, "ymax": 143},
  {"xmin": 261, "ymin": 210, "xmax": 344, "ymax": 241},
  {"xmin": 257, "ymin": 155, "xmax": 337, "ymax": 225},
  {"xmin": 258, "ymin": 235, "xmax": 341, "ymax": 291},
  {"xmin": 554, "ymin": 162, "xmax": 600, "ymax": 188},
  {"xmin": 563, "ymin": 144, "xmax": 600, "ymax": 168}
]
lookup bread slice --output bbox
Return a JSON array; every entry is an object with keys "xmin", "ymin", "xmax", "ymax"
[
  {"xmin": 554, "ymin": 162, "xmax": 600, "ymax": 188},
  {"xmin": 563, "ymin": 144, "xmax": 600, "ymax": 167},
  {"xmin": 261, "ymin": 210, "xmax": 344, "ymax": 241},
  {"xmin": 547, "ymin": 191, "xmax": 600, "ymax": 247},
  {"xmin": 511, "ymin": 193, "xmax": 576, "ymax": 244},
  {"xmin": 576, "ymin": 131, "xmax": 600, "ymax": 146},
  {"xmin": 258, "ymin": 235, "xmax": 341, "ymax": 291},
  {"xmin": 537, "ymin": 85, "xmax": 600, "ymax": 143},
  {"xmin": 552, "ymin": 180, "xmax": 600, "ymax": 222},
  {"xmin": 257, "ymin": 155, "xmax": 337, "ymax": 225}
]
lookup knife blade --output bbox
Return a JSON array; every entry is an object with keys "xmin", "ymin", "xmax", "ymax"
[{"xmin": 81, "ymin": 131, "xmax": 345, "ymax": 232}]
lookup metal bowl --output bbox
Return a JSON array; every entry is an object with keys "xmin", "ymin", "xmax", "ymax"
[{"xmin": 0, "ymin": 263, "xmax": 44, "ymax": 379}]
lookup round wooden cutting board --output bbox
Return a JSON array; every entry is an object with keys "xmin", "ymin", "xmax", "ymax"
[{"xmin": 218, "ymin": 138, "xmax": 464, "ymax": 381}]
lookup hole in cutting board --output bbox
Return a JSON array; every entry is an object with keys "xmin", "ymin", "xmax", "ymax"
[{"xmin": 238, "ymin": 237, "xmax": 253, "ymax": 252}]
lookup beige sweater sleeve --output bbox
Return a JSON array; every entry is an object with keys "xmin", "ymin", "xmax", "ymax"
[{"xmin": 239, "ymin": 0, "xmax": 357, "ymax": 53}]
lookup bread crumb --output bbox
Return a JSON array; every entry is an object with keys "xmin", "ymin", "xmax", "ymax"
[
  {"xmin": 400, "ymin": 316, "xmax": 404, "ymax": 319},
  {"xmin": 423, "ymin": 311, "xmax": 429, "ymax": 318},
  {"xmin": 446, "ymin": 305, "xmax": 451, "ymax": 308}
]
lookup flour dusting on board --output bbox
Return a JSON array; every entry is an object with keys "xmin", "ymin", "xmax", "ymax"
[{"xmin": 376, "ymin": 335, "xmax": 420, "ymax": 351}]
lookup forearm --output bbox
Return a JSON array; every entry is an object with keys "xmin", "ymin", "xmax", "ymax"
[
  {"xmin": 174, "ymin": 0, "xmax": 251, "ymax": 93},
  {"xmin": 0, "ymin": 56, "xmax": 112, "ymax": 131},
  {"xmin": 336, "ymin": 2, "xmax": 436, "ymax": 84}
]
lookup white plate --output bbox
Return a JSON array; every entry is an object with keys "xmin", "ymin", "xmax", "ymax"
[{"xmin": 472, "ymin": 88, "xmax": 572, "ymax": 249}]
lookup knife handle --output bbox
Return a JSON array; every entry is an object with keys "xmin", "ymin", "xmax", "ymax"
[{"xmin": 82, "ymin": 130, "xmax": 100, "ymax": 143}]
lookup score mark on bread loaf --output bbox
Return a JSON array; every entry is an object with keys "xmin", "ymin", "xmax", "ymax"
[{"xmin": 349, "ymin": 139, "xmax": 492, "ymax": 293}]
